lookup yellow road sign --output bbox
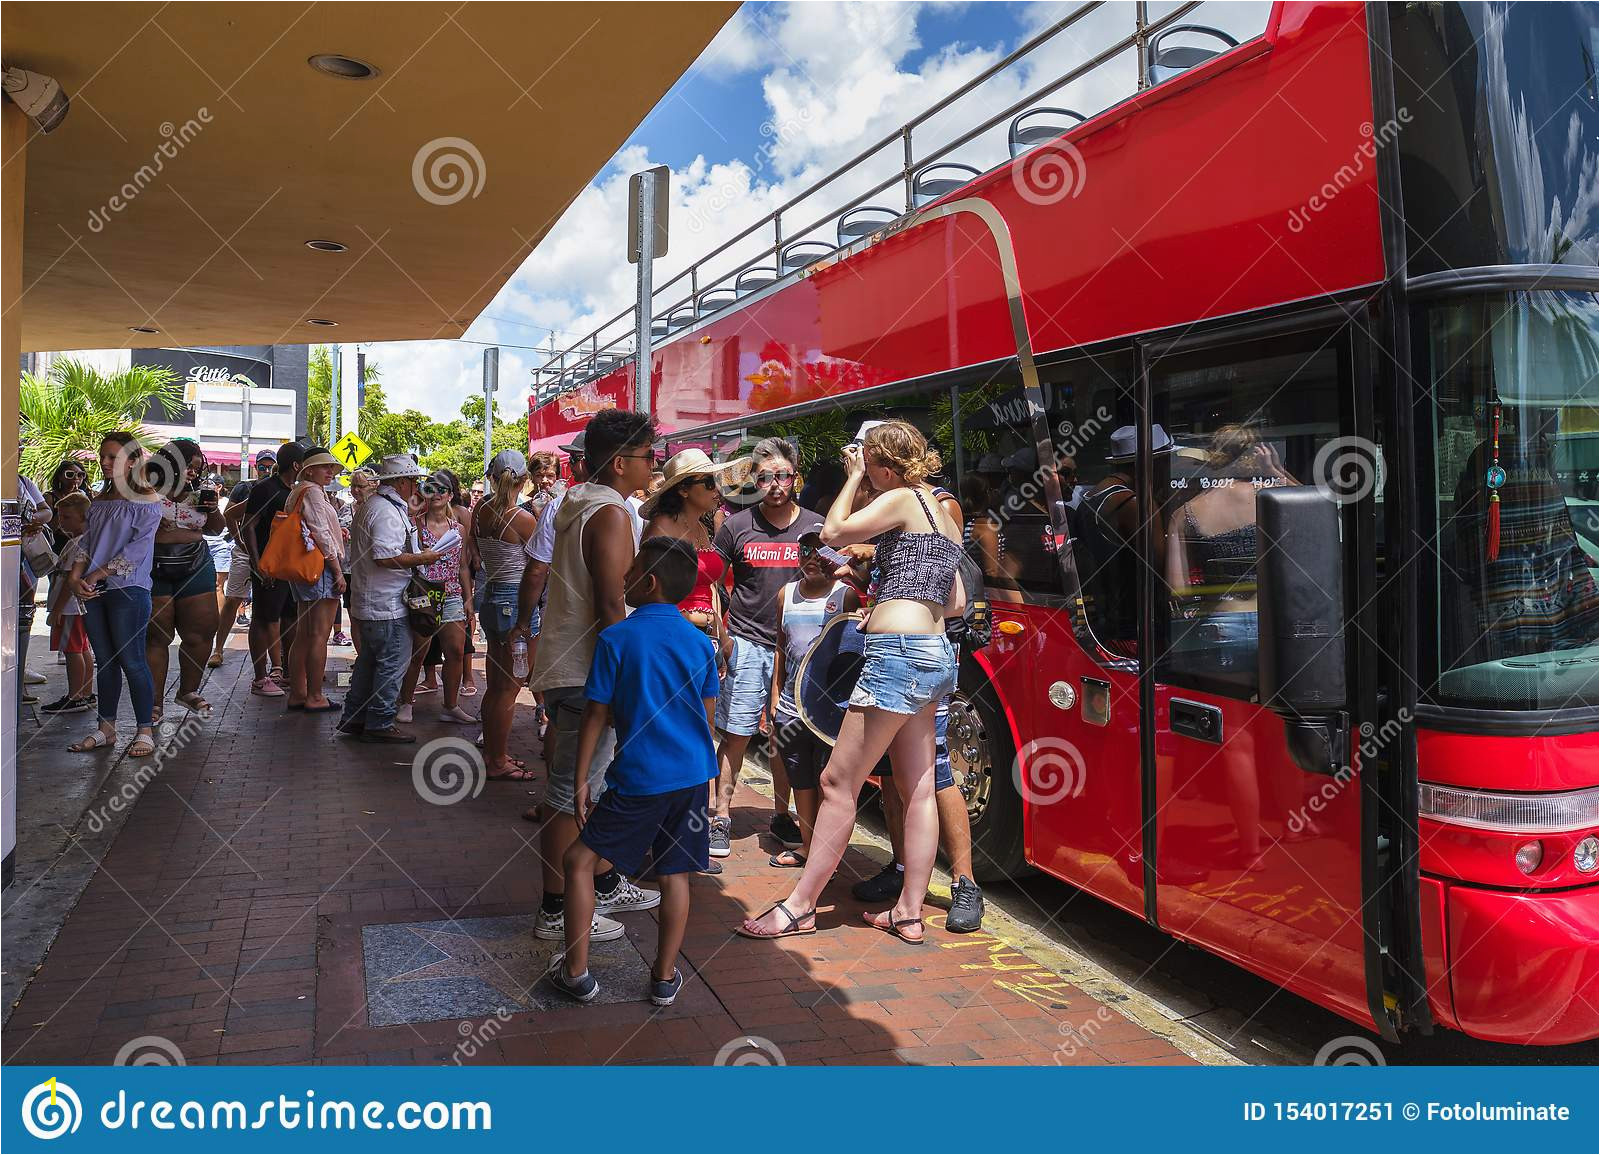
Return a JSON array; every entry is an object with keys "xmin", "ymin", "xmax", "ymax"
[{"xmin": 333, "ymin": 431, "xmax": 373, "ymax": 471}]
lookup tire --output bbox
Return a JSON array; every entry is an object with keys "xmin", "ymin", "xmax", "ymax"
[{"xmin": 947, "ymin": 663, "xmax": 1030, "ymax": 883}]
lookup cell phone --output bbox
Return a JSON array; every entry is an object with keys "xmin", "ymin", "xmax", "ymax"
[{"xmin": 197, "ymin": 488, "xmax": 218, "ymax": 509}]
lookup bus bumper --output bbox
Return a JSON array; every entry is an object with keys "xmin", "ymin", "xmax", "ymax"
[{"xmin": 1442, "ymin": 881, "xmax": 1598, "ymax": 1045}]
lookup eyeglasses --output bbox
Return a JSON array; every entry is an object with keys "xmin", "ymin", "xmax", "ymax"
[
  {"xmin": 618, "ymin": 451, "xmax": 661, "ymax": 466},
  {"xmin": 756, "ymin": 470, "xmax": 796, "ymax": 487}
]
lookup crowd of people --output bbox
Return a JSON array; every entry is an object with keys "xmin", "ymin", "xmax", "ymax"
[{"xmin": 17, "ymin": 410, "xmax": 989, "ymax": 1007}]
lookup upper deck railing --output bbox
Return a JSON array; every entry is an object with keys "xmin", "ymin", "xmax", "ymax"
[{"xmin": 530, "ymin": 0, "xmax": 1264, "ymax": 408}]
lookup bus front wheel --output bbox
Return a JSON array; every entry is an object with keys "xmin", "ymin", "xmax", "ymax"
[{"xmin": 946, "ymin": 673, "xmax": 1030, "ymax": 883}]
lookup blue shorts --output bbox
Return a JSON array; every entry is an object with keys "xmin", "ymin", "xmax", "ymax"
[
  {"xmin": 877, "ymin": 695, "xmax": 955, "ymax": 790},
  {"xmin": 580, "ymin": 783, "xmax": 710, "ymax": 877},
  {"xmin": 479, "ymin": 580, "xmax": 520, "ymax": 640},
  {"xmin": 773, "ymin": 714, "xmax": 824, "ymax": 791},
  {"xmin": 714, "ymin": 635, "xmax": 774, "ymax": 736},
  {"xmin": 150, "ymin": 552, "xmax": 216, "ymax": 601},
  {"xmin": 849, "ymin": 633, "xmax": 957, "ymax": 715},
  {"xmin": 291, "ymin": 568, "xmax": 338, "ymax": 602}
]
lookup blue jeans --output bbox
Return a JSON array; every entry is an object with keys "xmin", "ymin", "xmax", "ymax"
[
  {"xmin": 340, "ymin": 617, "xmax": 412, "ymax": 731},
  {"xmin": 83, "ymin": 586, "xmax": 156, "ymax": 728}
]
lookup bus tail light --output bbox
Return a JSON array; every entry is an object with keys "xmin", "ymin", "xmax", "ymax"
[
  {"xmin": 1514, "ymin": 841, "xmax": 1543, "ymax": 875},
  {"xmin": 1417, "ymin": 783, "xmax": 1598, "ymax": 833}
]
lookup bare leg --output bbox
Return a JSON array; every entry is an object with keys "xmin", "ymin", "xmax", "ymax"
[
  {"xmin": 172, "ymin": 591, "xmax": 218, "ymax": 700},
  {"xmin": 741, "ymin": 706, "xmax": 904, "ymax": 933},
  {"xmin": 769, "ymin": 734, "xmax": 792, "ymax": 820},
  {"xmin": 249, "ymin": 614, "xmax": 279, "ymax": 680},
  {"xmin": 438, "ymin": 622, "xmax": 465, "ymax": 710},
  {"xmin": 881, "ymin": 776, "xmax": 906, "ymax": 866},
  {"xmin": 145, "ymin": 596, "xmax": 178, "ymax": 713},
  {"xmin": 713, "ymin": 732, "xmax": 752, "ymax": 820},
  {"xmin": 214, "ymin": 596, "xmax": 246, "ymax": 659},
  {"xmin": 399, "ymin": 633, "xmax": 428, "ymax": 706},
  {"xmin": 297, "ymin": 599, "xmax": 337, "ymax": 708},
  {"xmin": 936, "ymin": 783, "xmax": 975, "ymax": 880},
  {"xmin": 793, "ymin": 787, "xmax": 819, "ymax": 858},
  {"xmin": 654, "ymin": 873, "xmax": 691, "ymax": 982},
  {"xmin": 887, "ymin": 705, "xmax": 940, "ymax": 938},
  {"xmin": 482, "ymin": 637, "xmax": 519, "ymax": 773},
  {"xmin": 560, "ymin": 840, "xmax": 599, "ymax": 977}
]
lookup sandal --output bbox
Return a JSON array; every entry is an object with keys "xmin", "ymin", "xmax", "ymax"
[
  {"xmin": 768, "ymin": 849, "xmax": 808, "ymax": 868},
  {"xmin": 206, "ymin": 651, "xmax": 224, "ymax": 669},
  {"xmin": 521, "ymin": 805, "xmax": 543, "ymax": 823},
  {"xmin": 735, "ymin": 900, "xmax": 817, "ymax": 940},
  {"xmin": 68, "ymin": 728, "xmax": 116, "ymax": 753},
  {"xmin": 174, "ymin": 692, "xmax": 211, "ymax": 714},
  {"xmin": 863, "ymin": 909, "xmax": 926, "ymax": 945},
  {"xmin": 126, "ymin": 733, "xmax": 157, "ymax": 758},
  {"xmin": 459, "ymin": 682, "xmax": 478, "ymax": 698},
  {"xmin": 487, "ymin": 759, "xmax": 534, "ymax": 780}
]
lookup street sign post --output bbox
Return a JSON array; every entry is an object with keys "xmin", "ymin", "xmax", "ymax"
[{"xmin": 628, "ymin": 165, "xmax": 668, "ymax": 416}]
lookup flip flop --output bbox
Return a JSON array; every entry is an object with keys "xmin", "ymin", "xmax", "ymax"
[
  {"xmin": 285, "ymin": 702, "xmax": 307, "ymax": 711},
  {"xmin": 488, "ymin": 762, "xmax": 535, "ymax": 780},
  {"xmin": 67, "ymin": 729, "xmax": 116, "ymax": 753},
  {"xmin": 863, "ymin": 909, "xmax": 926, "ymax": 946},
  {"xmin": 206, "ymin": 652, "xmax": 224, "ymax": 668},
  {"xmin": 174, "ymin": 692, "xmax": 211, "ymax": 714},
  {"xmin": 304, "ymin": 701, "xmax": 342, "ymax": 713},
  {"xmin": 735, "ymin": 900, "xmax": 816, "ymax": 940},
  {"xmin": 768, "ymin": 849, "xmax": 808, "ymax": 868},
  {"xmin": 458, "ymin": 683, "xmax": 478, "ymax": 698},
  {"xmin": 126, "ymin": 734, "xmax": 157, "ymax": 758}
]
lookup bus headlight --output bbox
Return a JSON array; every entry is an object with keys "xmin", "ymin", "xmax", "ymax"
[{"xmin": 1575, "ymin": 837, "xmax": 1599, "ymax": 874}]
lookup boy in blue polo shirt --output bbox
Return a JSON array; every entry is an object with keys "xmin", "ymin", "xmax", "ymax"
[{"xmin": 552, "ymin": 536, "xmax": 719, "ymax": 1006}]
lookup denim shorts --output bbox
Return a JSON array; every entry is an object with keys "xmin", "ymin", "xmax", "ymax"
[
  {"xmin": 849, "ymin": 633, "xmax": 957, "ymax": 715},
  {"xmin": 479, "ymin": 581, "xmax": 520, "ymax": 640},
  {"xmin": 439, "ymin": 594, "xmax": 466, "ymax": 625},
  {"xmin": 714, "ymin": 635, "xmax": 774, "ymax": 736},
  {"xmin": 876, "ymin": 694, "xmax": 956, "ymax": 790},
  {"xmin": 150, "ymin": 552, "xmax": 216, "ymax": 601},
  {"xmin": 291, "ymin": 568, "xmax": 338, "ymax": 602}
]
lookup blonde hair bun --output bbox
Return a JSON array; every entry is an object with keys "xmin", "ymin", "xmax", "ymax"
[{"xmin": 863, "ymin": 420, "xmax": 941, "ymax": 485}]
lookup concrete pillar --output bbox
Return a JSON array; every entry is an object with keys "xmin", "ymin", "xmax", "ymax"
[{"xmin": 2, "ymin": 98, "xmax": 27, "ymax": 886}]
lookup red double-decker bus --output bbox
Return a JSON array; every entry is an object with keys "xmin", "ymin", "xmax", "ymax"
[{"xmin": 531, "ymin": 1, "xmax": 1597, "ymax": 1045}]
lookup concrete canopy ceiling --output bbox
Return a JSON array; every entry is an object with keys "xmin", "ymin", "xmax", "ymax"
[{"xmin": 2, "ymin": 1, "xmax": 735, "ymax": 352}]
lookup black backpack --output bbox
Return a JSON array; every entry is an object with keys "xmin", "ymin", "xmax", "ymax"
[{"xmin": 946, "ymin": 551, "xmax": 992, "ymax": 655}]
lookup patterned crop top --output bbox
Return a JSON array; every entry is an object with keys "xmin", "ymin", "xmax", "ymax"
[{"xmin": 874, "ymin": 486, "xmax": 962, "ymax": 606}]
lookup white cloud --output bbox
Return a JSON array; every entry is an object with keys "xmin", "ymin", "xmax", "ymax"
[{"xmin": 377, "ymin": 0, "xmax": 1272, "ymax": 424}]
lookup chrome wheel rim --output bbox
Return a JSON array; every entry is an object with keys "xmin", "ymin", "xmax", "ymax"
[{"xmin": 945, "ymin": 691, "xmax": 992, "ymax": 822}]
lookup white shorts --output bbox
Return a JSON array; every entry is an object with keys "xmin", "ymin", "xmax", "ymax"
[{"xmin": 224, "ymin": 547, "xmax": 253, "ymax": 600}]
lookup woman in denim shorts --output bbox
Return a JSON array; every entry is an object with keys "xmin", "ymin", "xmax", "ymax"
[
  {"xmin": 739, "ymin": 421, "xmax": 965, "ymax": 946},
  {"xmin": 397, "ymin": 471, "xmax": 476, "ymax": 724}
]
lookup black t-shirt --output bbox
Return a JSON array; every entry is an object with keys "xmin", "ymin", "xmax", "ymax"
[
  {"xmin": 713, "ymin": 503, "xmax": 825, "ymax": 649},
  {"xmin": 244, "ymin": 475, "xmax": 291, "ymax": 555},
  {"xmin": 228, "ymin": 480, "xmax": 253, "ymax": 505}
]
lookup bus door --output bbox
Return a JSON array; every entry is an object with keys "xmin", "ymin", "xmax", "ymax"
[{"xmin": 1144, "ymin": 318, "xmax": 1377, "ymax": 1030}]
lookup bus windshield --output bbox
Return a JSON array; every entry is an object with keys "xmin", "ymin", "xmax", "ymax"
[{"xmin": 1425, "ymin": 290, "xmax": 1599, "ymax": 711}]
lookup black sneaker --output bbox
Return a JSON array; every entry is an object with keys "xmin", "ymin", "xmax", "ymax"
[
  {"xmin": 41, "ymin": 694, "xmax": 91, "ymax": 714},
  {"xmin": 708, "ymin": 816, "xmax": 731, "ymax": 858},
  {"xmin": 946, "ymin": 875, "xmax": 985, "ymax": 933},
  {"xmin": 851, "ymin": 860, "xmax": 904, "ymax": 903},
  {"xmin": 548, "ymin": 963, "xmax": 600, "ymax": 1004},
  {"xmin": 769, "ymin": 811, "xmax": 803, "ymax": 849},
  {"xmin": 650, "ymin": 968, "xmax": 684, "ymax": 1007}
]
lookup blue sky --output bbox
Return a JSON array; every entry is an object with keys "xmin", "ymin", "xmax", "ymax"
[{"xmin": 372, "ymin": 1, "xmax": 1269, "ymax": 424}]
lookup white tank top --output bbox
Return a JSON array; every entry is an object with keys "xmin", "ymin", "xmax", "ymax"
[{"xmin": 777, "ymin": 580, "xmax": 839, "ymax": 720}]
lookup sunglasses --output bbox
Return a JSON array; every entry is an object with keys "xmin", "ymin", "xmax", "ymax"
[
  {"xmin": 618, "ymin": 450, "xmax": 662, "ymax": 466},
  {"xmin": 756, "ymin": 470, "xmax": 796, "ymax": 486}
]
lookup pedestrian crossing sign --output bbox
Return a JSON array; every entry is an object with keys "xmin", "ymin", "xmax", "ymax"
[{"xmin": 333, "ymin": 431, "xmax": 373, "ymax": 471}]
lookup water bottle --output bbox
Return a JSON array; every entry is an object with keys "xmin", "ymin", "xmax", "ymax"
[{"xmin": 510, "ymin": 638, "xmax": 530, "ymax": 681}]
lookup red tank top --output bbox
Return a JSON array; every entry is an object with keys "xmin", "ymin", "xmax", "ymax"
[{"xmin": 680, "ymin": 547, "xmax": 726, "ymax": 614}]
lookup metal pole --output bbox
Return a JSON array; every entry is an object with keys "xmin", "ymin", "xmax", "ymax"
[
  {"xmin": 482, "ymin": 346, "xmax": 499, "ymax": 474},
  {"xmin": 355, "ymin": 349, "xmax": 366, "ymax": 422},
  {"xmin": 633, "ymin": 168, "xmax": 656, "ymax": 415},
  {"xmin": 1135, "ymin": 2, "xmax": 1150, "ymax": 90},
  {"xmin": 240, "ymin": 382, "xmax": 253, "ymax": 481},
  {"xmin": 329, "ymin": 342, "xmax": 341, "ymax": 446}
]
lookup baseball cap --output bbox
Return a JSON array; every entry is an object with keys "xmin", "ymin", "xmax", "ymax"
[{"xmin": 559, "ymin": 430, "xmax": 586, "ymax": 456}]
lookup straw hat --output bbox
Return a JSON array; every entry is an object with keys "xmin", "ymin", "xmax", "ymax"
[
  {"xmin": 638, "ymin": 448, "xmax": 750, "ymax": 519},
  {"xmin": 374, "ymin": 453, "xmax": 428, "ymax": 480},
  {"xmin": 298, "ymin": 448, "xmax": 341, "ymax": 471}
]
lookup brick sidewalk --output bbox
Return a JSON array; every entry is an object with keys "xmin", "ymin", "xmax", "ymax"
[{"xmin": 3, "ymin": 634, "xmax": 1199, "ymax": 1067}]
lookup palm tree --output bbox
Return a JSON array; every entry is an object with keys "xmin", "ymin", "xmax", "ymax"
[
  {"xmin": 306, "ymin": 345, "xmax": 383, "ymax": 447},
  {"xmin": 18, "ymin": 358, "xmax": 184, "ymax": 485}
]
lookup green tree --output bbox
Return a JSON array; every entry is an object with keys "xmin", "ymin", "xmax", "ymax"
[
  {"xmin": 307, "ymin": 345, "xmax": 383, "ymax": 446},
  {"xmin": 17, "ymin": 358, "xmax": 184, "ymax": 484}
]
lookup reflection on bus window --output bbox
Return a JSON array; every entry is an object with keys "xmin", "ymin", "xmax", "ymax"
[
  {"xmin": 1154, "ymin": 333, "xmax": 1345, "ymax": 696},
  {"xmin": 1427, "ymin": 290, "xmax": 1599, "ymax": 711}
]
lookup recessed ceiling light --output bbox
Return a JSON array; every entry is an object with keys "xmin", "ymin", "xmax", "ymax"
[
  {"xmin": 308, "ymin": 54, "xmax": 379, "ymax": 80},
  {"xmin": 305, "ymin": 239, "xmax": 348, "ymax": 253},
  {"xmin": 307, "ymin": 318, "xmax": 339, "ymax": 327},
  {"xmin": 128, "ymin": 325, "xmax": 159, "ymax": 334}
]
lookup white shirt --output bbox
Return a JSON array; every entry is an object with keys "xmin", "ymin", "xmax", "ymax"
[{"xmin": 348, "ymin": 485, "xmax": 411, "ymax": 620}]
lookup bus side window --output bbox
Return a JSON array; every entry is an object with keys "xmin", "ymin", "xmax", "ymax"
[
  {"xmin": 1151, "ymin": 331, "xmax": 1346, "ymax": 697},
  {"xmin": 954, "ymin": 379, "xmax": 1060, "ymax": 601}
]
